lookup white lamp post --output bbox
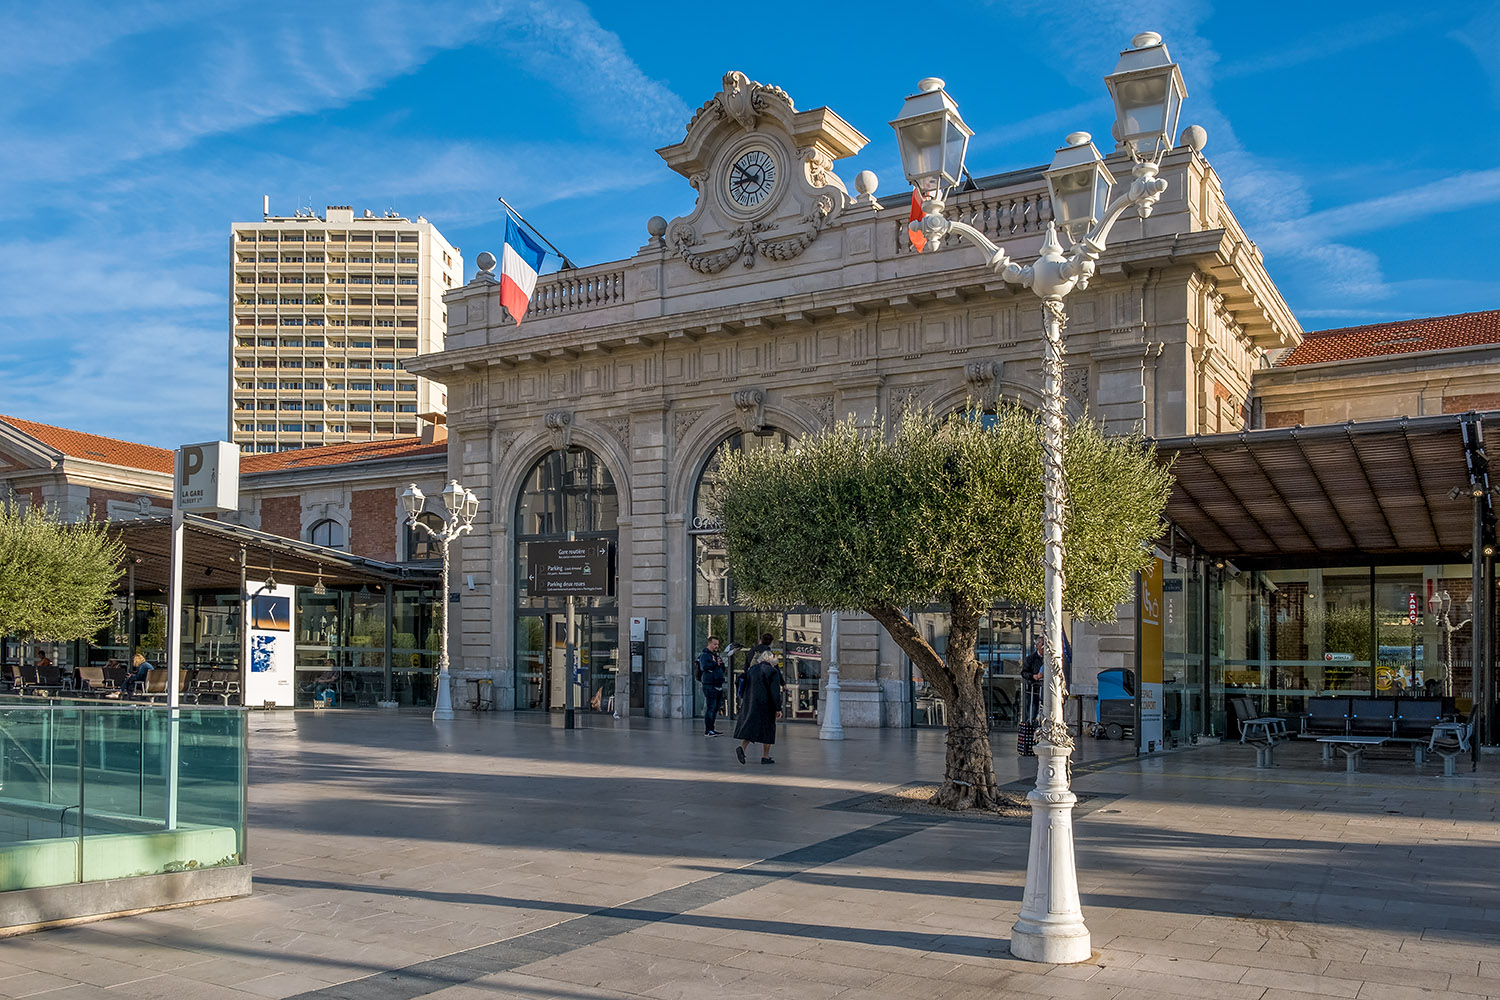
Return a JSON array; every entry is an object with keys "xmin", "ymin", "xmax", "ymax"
[
  {"xmin": 1428, "ymin": 590, "xmax": 1473, "ymax": 699},
  {"xmin": 891, "ymin": 31, "xmax": 1187, "ymax": 965},
  {"xmin": 819, "ymin": 611, "xmax": 843, "ymax": 740},
  {"xmin": 402, "ymin": 480, "xmax": 480, "ymax": 722}
]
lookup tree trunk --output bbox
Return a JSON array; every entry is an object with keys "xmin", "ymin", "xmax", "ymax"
[{"xmin": 868, "ymin": 599, "xmax": 1000, "ymax": 810}]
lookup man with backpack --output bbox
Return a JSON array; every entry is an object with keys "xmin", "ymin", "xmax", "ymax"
[{"xmin": 697, "ymin": 636, "xmax": 727, "ymax": 736}]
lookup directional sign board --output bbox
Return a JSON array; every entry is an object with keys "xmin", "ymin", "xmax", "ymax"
[{"xmin": 527, "ymin": 540, "xmax": 615, "ymax": 596}]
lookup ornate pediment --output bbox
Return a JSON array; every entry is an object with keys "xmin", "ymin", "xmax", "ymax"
[{"xmin": 657, "ymin": 72, "xmax": 868, "ymax": 273}]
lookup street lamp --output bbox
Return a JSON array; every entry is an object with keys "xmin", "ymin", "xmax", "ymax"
[
  {"xmin": 402, "ymin": 480, "xmax": 479, "ymax": 721},
  {"xmin": 1428, "ymin": 590, "xmax": 1472, "ymax": 699},
  {"xmin": 891, "ymin": 31, "xmax": 1187, "ymax": 966}
]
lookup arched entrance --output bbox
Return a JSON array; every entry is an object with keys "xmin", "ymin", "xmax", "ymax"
[
  {"xmin": 513, "ymin": 448, "xmax": 621, "ymax": 713},
  {"xmin": 688, "ymin": 428, "xmax": 822, "ymax": 720}
]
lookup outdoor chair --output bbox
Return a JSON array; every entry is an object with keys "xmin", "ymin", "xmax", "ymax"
[
  {"xmin": 1349, "ymin": 698, "xmax": 1397, "ymax": 737},
  {"xmin": 1431, "ymin": 720, "xmax": 1474, "ymax": 777},
  {"xmin": 1394, "ymin": 698, "xmax": 1444, "ymax": 739},
  {"xmin": 1303, "ymin": 697, "xmax": 1352, "ymax": 736}
]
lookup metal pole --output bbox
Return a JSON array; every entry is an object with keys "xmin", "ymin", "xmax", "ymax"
[
  {"xmin": 127, "ymin": 562, "xmax": 138, "ymax": 662},
  {"xmin": 433, "ymin": 525, "xmax": 455, "ymax": 721},
  {"xmin": 1473, "ymin": 492, "xmax": 1486, "ymax": 749},
  {"xmin": 565, "ymin": 527, "xmax": 577, "ymax": 730},
  {"xmin": 165, "ymin": 463, "xmax": 183, "ymax": 830},
  {"xmin": 819, "ymin": 611, "xmax": 843, "ymax": 740},
  {"xmin": 1011, "ymin": 297, "xmax": 1089, "ymax": 964}
]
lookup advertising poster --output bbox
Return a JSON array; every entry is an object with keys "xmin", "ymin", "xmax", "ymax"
[
  {"xmin": 244, "ymin": 582, "xmax": 295, "ymax": 706},
  {"xmin": 1138, "ymin": 557, "xmax": 1165, "ymax": 752}
]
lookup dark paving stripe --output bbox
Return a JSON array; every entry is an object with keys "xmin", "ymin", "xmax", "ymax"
[{"xmin": 274, "ymin": 816, "xmax": 932, "ymax": 1000}]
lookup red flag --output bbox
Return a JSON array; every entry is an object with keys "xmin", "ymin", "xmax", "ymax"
[{"xmin": 908, "ymin": 189, "xmax": 927, "ymax": 253}]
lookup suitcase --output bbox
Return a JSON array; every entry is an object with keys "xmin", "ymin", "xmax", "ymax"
[{"xmin": 1017, "ymin": 720, "xmax": 1036, "ymax": 756}]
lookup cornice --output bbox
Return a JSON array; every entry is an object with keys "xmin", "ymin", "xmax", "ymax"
[{"xmin": 408, "ymin": 231, "xmax": 1253, "ymax": 381}]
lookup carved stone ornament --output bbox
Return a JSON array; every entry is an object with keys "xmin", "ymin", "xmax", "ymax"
[
  {"xmin": 658, "ymin": 71, "xmax": 869, "ymax": 275},
  {"xmin": 965, "ymin": 361, "xmax": 1000, "ymax": 386},
  {"xmin": 674, "ymin": 407, "xmax": 709, "ymax": 442},
  {"xmin": 889, "ymin": 385, "xmax": 928, "ymax": 425},
  {"xmin": 790, "ymin": 393, "xmax": 835, "ymax": 429},
  {"xmin": 544, "ymin": 410, "xmax": 573, "ymax": 451},
  {"xmin": 603, "ymin": 417, "xmax": 630, "ymax": 455},
  {"xmin": 1064, "ymin": 366, "xmax": 1089, "ymax": 404},
  {"xmin": 732, "ymin": 389, "xmax": 766, "ymax": 433}
]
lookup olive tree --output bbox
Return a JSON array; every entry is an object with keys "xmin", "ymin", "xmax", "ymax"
[
  {"xmin": 708, "ymin": 405, "xmax": 1172, "ymax": 809},
  {"xmin": 0, "ymin": 497, "xmax": 124, "ymax": 642}
]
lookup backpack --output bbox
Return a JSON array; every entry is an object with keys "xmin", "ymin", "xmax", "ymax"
[{"xmin": 693, "ymin": 656, "xmax": 702, "ymax": 683}]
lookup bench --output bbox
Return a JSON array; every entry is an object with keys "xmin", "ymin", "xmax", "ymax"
[
  {"xmin": 1318, "ymin": 735, "xmax": 1389, "ymax": 772},
  {"xmin": 1301, "ymin": 696, "xmax": 1352, "ymax": 737},
  {"xmin": 1429, "ymin": 721, "xmax": 1474, "ymax": 777},
  {"xmin": 1231, "ymin": 696, "xmax": 1290, "ymax": 767}
]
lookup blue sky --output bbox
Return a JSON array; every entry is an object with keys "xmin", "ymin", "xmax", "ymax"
[{"xmin": 1, "ymin": 0, "xmax": 1496, "ymax": 449}]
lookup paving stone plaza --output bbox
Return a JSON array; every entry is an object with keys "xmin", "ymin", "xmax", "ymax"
[{"xmin": 2, "ymin": 713, "xmax": 1497, "ymax": 1000}]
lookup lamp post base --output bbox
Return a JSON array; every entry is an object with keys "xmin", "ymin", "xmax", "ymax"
[
  {"xmin": 1009, "ymin": 742, "xmax": 1091, "ymax": 964},
  {"xmin": 432, "ymin": 670, "xmax": 455, "ymax": 721}
]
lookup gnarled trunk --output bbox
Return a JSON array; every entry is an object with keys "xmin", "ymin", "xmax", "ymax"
[{"xmin": 869, "ymin": 598, "xmax": 999, "ymax": 810}]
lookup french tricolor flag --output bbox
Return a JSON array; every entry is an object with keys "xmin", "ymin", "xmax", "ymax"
[{"xmin": 500, "ymin": 217, "xmax": 547, "ymax": 325}]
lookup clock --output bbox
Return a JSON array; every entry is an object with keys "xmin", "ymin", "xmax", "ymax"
[{"xmin": 725, "ymin": 147, "xmax": 778, "ymax": 210}]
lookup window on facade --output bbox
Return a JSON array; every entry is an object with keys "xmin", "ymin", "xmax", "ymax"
[
  {"xmin": 308, "ymin": 519, "xmax": 345, "ymax": 550},
  {"xmin": 403, "ymin": 512, "xmax": 444, "ymax": 561}
]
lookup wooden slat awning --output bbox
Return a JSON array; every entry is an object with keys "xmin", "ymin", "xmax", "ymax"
[
  {"xmin": 111, "ymin": 514, "xmax": 440, "ymax": 594},
  {"xmin": 1154, "ymin": 412, "xmax": 1497, "ymax": 569}
]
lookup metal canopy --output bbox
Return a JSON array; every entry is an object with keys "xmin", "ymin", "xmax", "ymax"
[
  {"xmin": 1153, "ymin": 412, "xmax": 1497, "ymax": 569},
  {"xmin": 111, "ymin": 513, "xmax": 440, "ymax": 595}
]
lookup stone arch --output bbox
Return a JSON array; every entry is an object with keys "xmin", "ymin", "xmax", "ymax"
[
  {"xmin": 494, "ymin": 419, "xmax": 634, "ymax": 529},
  {"xmin": 925, "ymin": 377, "xmax": 1056, "ymax": 422},
  {"xmin": 667, "ymin": 402, "xmax": 819, "ymax": 518}
]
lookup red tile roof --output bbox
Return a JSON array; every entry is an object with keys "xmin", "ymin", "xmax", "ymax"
[
  {"xmin": 0, "ymin": 414, "xmax": 175, "ymax": 474},
  {"xmin": 1276, "ymin": 309, "xmax": 1500, "ymax": 367},
  {"xmin": 240, "ymin": 437, "xmax": 446, "ymax": 473}
]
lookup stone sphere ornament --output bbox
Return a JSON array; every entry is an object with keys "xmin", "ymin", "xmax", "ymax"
[
  {"xmin": 854, "ymin": 170, "xmax": 878, "ymax": 199},
  {"xmin": 1180, "ymin": 124, "xmax": 1208, "ymax": 152},
  {"xmin": 647, "ymin": 216, "xmax": 668, "ymax": 239},
  {"xmin": 475, "ymin": 251, "xmax": 497, "ymax": 273}
]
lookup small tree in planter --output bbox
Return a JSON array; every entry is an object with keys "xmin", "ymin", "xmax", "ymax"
[{"xmin": 709, "ymin": 406, "xmax": 1171, "ymax": 810}]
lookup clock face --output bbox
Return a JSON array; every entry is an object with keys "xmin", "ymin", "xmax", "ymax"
[{"xmin": 726, "ymin": 148, "xmax": 778, "ymax": 209}]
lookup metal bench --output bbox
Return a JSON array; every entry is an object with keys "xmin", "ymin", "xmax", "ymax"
[
  {"xmin": 1429, "ymin": 720, "xmax": 1474, "ymax": 777},
  {"xmin": 1318, "ymin": 735, "xmax": 1389, "ymax": 772}
]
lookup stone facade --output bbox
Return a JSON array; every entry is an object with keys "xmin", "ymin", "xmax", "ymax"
[
  {"xmin": 405, "ymin": 72, "xmax": 1303, "ymax": 723},
  {"xmin": 1254, "ymin": 344, "xmax": 1500, "ymax": 427}
]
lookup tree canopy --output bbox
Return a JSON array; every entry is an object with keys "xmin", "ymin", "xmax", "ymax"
[
  {"xmin": 0, "ymin": 497, "xmax": 125, "ymax": 641},
  {"xmin": 709, "ymin": 405, "xmax": 1172, "ymax": 622}
]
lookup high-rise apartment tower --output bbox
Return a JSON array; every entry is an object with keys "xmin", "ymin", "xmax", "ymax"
[{"xmin": 229, "ymin": 204, "xmax": 462, "ymax": 452}]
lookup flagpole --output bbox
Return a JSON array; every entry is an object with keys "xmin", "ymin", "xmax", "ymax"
[{"xmin": 499, "ymin": 197, "xmax": 577, "ymax": 269}]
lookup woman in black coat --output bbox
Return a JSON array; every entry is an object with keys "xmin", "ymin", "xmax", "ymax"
[{"xmin": 734, "ymin": 651, "xmax": 784, "ymax": 765}]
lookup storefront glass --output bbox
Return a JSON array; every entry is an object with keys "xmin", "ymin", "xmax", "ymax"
[
  {"xmin": 513, "ymin": 449, "xmax": 620, "ymax": 712},
  {"xmin": 907, "ymin": 607, "xmax": 1035, "ymax": 729},
  {"xmin": 1208, "ymin": 562, "xmax": 1480, "ymax": 733}
]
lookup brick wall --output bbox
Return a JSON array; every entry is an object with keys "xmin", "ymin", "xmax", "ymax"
[
  {"xmin": 1443, "ymin": 392, "xmax": 1500, "ymax": 413},
  {"xmin": 349, "ymin": 487, "xmax": 397, "ymax": 561},
  {"xmin": 1264, "ymin": 409, "xmax": 1305, "ymax": 429},
  {"xmin": 259, "ymin": 495, "xmax": 301, "ymax": 541}
]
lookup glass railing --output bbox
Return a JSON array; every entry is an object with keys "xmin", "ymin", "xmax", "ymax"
[{"xmin": 0, "ymin": 701, "xmax": 246, "ymax": 892}]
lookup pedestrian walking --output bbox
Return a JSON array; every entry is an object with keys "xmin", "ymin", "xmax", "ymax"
[
  {"xmin": 697, "ymin": 636, "xmax": 727, "ymax": 736},
  {"xmin": 1019, "ymin": 635, "xmax": 1044, "ymax": 756},
  {"xmin": 733, "ymin": 649, "xmax": 784, "ymax": 765}
]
